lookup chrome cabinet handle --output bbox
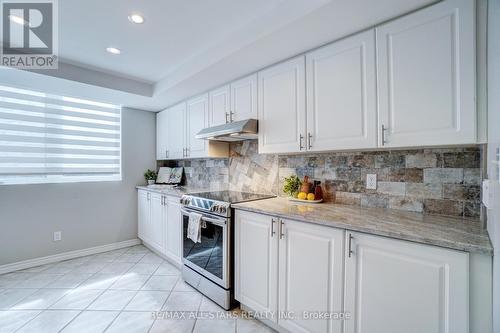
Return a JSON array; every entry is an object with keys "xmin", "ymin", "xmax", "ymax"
[
  {"xmin": 185, "ymin": 148, "xmax": 189, "ymax": 157},
  {"xmin": 230, "ymin": 111, "xmax": 235, "ymax": 122},
  {"xmin": 299, "ymin": 134, "xmax": 304, "ymax": 150},
  {"xmin": 381, "ymin": 125, "xmax": 388, "ymax": 145},
  {"xmin": 225, "ymin": 112, "xmax": 229, "ymax": 123},
  {"xmin": 279, "ymin": 219, "xmax": 285, "ymax": 239},
  {"xmin": 271, "ymin": 218, "xmax": 276, "ymax": 237},
  {"xmin": 348, "ymin": 233, "xmax": 354, "ymax": 257},
  {"xmin": 308, "ymin": 133, "xmax": 312, "ymax": 150}
]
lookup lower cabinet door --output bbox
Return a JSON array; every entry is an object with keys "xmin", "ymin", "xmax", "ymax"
[
  {"xmin": 278, "ymin": 219, "xmax": 345, "ymax": 333},
  {"xmin": 138, "ymin": 190, "xmax": 150, "ymax": 242},
  {"xmin": 149, "ymin": 193, "xmax": 166, "ymax": 253},
  {"xmin": 344, "ymin": 232, "xmax": 469, "ymax": 333},
  {"xmin": 235, "ymin": 210, "xmax": 279, "ymax": 320},
  {"xmin": 166, "ymin": 197, "xmax": 182, "ymax": 265}
]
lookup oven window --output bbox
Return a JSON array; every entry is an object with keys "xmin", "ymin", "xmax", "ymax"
[{"xmin": 183, "ymin": 216, "xmax": 224, "ymax": 280}]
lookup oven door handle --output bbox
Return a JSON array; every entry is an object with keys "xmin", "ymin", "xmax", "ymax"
[{"xmin": 180, "ymin": 208, "xmax": 227, "ymax": 227}]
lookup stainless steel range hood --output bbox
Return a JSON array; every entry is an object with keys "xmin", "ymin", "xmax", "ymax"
[{"xmin": 195, "ymin": 119, "xmax": 258, "ymax": 142}]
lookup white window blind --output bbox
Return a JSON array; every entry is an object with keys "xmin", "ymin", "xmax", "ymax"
[{"xmin": 0, "ymin": 85, "xmax": 121, "ymax": 185}]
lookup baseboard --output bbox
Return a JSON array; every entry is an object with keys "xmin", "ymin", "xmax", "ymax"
[
  {"xmin": 0, "ymin": 238, "xmax": 141, "ymax": 275},
  {"xmin": 141, "ymin": 240, "xmax": 182, "ymax": 268}
]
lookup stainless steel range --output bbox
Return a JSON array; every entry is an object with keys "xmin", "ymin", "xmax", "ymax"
[{"xmin": 180, "ymin": 191, "xmax": 274, "ymax": 310}]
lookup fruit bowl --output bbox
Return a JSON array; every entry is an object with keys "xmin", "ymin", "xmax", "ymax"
[{"xmin": 288, "ymin": 197, "xmax": 323, "ymax": 204}]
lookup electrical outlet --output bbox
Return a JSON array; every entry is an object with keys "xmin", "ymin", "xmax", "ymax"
[
  {"xmin": 53, "ymin": 231, "xmax": 61, "ymax": 242},
  {"xmin": 366, "ymin": 174, "xmax": 377, "ymax": 190}
]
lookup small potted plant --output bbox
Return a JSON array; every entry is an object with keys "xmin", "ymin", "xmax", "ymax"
[
  {"xmin": 283, "ymin": 175, "xmax": 302, "ymax": 198},
  {"xmin": 144, "ymin": 169, "xmax": 157, "ymax": 185}
]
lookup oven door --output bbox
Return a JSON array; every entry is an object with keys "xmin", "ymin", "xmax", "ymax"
[{"xmin": 181, "ymin": 207, "xmax": 229, "ymax": 289}]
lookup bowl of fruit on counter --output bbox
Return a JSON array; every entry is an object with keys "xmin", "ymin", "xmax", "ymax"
[{"xmin": 283, "ymin": 175, "xmax": 323, "ymax": 203}]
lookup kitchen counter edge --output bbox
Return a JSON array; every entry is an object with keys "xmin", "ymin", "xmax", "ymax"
[{"xmin": 232, "ymin": 197, "xmax": 493, "ymax": 255}]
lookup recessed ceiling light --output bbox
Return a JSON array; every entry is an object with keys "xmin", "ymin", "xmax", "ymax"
[
  {"xmin": 106, "ymin": 47, "xmax": 121, "ymax": 55},
  {"xmin": 128, "ymin": 14, "xmax": 144, "ymax": 24},
  {"xmin": 8, "ymin": 14, "xmax": 27, "ymax": 26}
]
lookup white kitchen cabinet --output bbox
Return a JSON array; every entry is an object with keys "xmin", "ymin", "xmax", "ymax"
[
  {"xmin": 149, "ymin": 193, "xmax": 166, "ymax": 254},
  {"xmin": 235, "ymin": 210, "xmax": 278, "ymax": 320},
  {"xmin": 376, "ymin": 0, "xmax": 476, "ymax": 147},
  {"xmin": 258, "ymin": 56, "xmax": 306, "ymax": 154},
  {"xmin": 137, "ymin": 190, "xmax": 150, "ymax": 242},
  {"xmin": 278, "ymin": 218, "xmax": 345, "ymax": 333},
  {"xmin": 186, "ymin": 94, "xmax": 209, "ymax": 158},
  {"xmin": 156, "ymin": 110, "xmax": 169, "ymax": 160},
  {"xmin": 235, "ymin": 210, "xmax": 345, "ymax": 332},
  {"xmin": 185, "ymin": 93, "xmax": 229, "ymax": 158},
  {"xmin": 209, "ymin": 85, "xmax": 231, "ymax": 126},
  {"xmin": 306, "ymin": 30, "xmax": 377, "ymax": 151},
  {"xmin": 165, "ymin": 196, "xmax": 182, "ymax": 265},
  {"xmin": 166, "ymin": 102, "xmax": 186, "ymax": 160},
  {"xmin": 138, "ymin": 190, "xmax": 183, "ymax": 265},
  {"xmin": 230, "ymin": 74, "xmax": 258, "ymax": 121},
  {"xmin": 344, "ymin": 231, "xmax": 469, "ymax": 333}
]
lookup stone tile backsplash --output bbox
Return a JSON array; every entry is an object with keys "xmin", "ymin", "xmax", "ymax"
[{"xmin": 164, "ymin": 141, "xmax": 483, "ymax": 218}]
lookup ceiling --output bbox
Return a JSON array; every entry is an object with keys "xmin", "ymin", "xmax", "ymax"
[{"xmin": 0, "ymin": 0, "xmax": 437, "ymax": 111}]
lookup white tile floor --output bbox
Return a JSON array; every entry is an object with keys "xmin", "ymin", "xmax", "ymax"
[{"xmin": 0, "ymin": 245, "xmax": 274, "ymax": 333}]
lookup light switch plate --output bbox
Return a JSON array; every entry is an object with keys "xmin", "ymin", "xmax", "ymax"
[
  {"xmin": 366, "ymin": 174, "xmax": 377, "ymax": 190},
  {"xmin": 53, "ymin": 231, "xmax": 61, "ymax": 242}
]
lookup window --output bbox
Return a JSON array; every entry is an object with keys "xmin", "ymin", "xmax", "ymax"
[{"xmin": 0, "ymin": 85, "xmax": 121, "ymax": 185}]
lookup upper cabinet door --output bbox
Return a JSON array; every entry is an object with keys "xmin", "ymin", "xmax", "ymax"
[
  {"xmin": 156, "ymin": 110, "xmax": 169, "ymax": 160},
  {"xmin": 258, "ymin": 56, "xmax": 306, "ymax": 154},
  {"xmin": 278, "ymin": 219, "xmax": 344, "ymax": 333},
  {"xmin": 167, "ymin": 102, "xmax": 186, "ymax": 159},
  {"xmin": 186, "ymin": 94, "xmax": 209, "ymax": 158},
  {"xmin": 230, "ymin": 74, "xmax": 258, "ymax": 121},
  {"xmin": 209, "ymin": 85, "xmax": 230, "ymax": 126},
  {"xmin": 306, "ymin": 30, "xmax": 377, "ymax": 151},
  {"xmin": 377, "ymin": 0, "xmax": 475, "ymax": 147},
  {"xmin": 344, "ymin": 232, "xmax": 468, "ymax": 333}
]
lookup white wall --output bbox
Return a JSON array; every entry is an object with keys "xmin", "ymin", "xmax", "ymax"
[
  {"xmin": 487, "ymin": 0, "xmax": 500, "ymax": 331},
  {"xmin": 0, "ymin": 107, "xmax": 156, "ymax": 265}
]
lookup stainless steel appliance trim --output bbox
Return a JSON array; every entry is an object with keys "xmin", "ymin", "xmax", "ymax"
[
  {"xmin": 181, "ymin": 207, "xmax": 230, "ymax": 289},
  {"xmin": 195, "ymin": 119, "xmax": 258, "ymax": 141},
  {"xmin": 182, "ymin": 265, "xmax": 232, "ymax": 310},
  {"xmin": 180, "ymin": 207, "xmax": 227, "ymax": 226}
]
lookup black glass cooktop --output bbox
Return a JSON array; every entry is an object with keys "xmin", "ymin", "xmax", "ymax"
[{"xmin": 187, "ymin": 190, "xmax": 275, "ymax": 204}]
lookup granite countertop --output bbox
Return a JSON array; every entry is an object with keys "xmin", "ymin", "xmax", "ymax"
[
  {"xmin": 136, "ymin": 185, "xmax": 212, "ymax": 198},
  {"xmin": 232, "ymin": 197, "xmax": 492, "ymax": 255}
]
